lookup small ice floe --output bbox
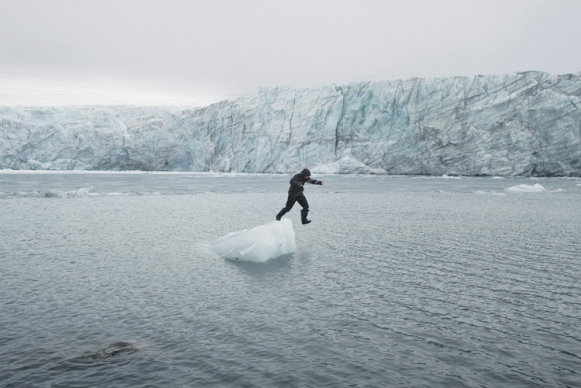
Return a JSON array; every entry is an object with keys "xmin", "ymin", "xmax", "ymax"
[
  {"xmin": 69, "ymin": 187, "xmax": 92, "ymax": 197},
  {"xmin": 43, "ymin": 187, "xmax": 93, "ymax": 197},
  {"xmin": 506, "ymin": 183, "xmax": 546, "ymax": 193},
  {"xmin": 209, "ymin": 219, "xmax": 296, "ymax": 262},
  {"xmin": 44, "ymin": 189, "xmax": 66, "ymax": 198}
]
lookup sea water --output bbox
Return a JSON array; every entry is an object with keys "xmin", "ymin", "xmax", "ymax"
[{"xmin": 1, "ymin": 172, "xmax": 580, "ymax": 387}]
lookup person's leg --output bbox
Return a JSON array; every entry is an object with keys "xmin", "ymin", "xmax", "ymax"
[
  {"xmin": 276, "ymin": 196, "xmax": 296, "ymax": 220},
  {"xmin": 296, "ymin": 195, "xmax": 311, "ymax": 224}
]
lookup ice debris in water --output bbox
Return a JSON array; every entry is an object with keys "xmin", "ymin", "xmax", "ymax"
[
  {"xmin": 73, "ymin": 187, "xmax": 92, "ymax": 197},
  {"xmin": 43, "ymin": 187, "xmax": 93, "ymax": 197},
  {"xmin": 209, "ymin": 219, "xmax": 296, "ymax": 262},
  {"xmin": 506, "ymin": 183, "xmax": 546, "ymax": 193},
  {"xmin": 44, "ymin": 189, "xmax": 66, "ymax": 198}
]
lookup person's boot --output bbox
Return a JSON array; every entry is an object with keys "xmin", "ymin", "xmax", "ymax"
[
  {"xmin": 301, "ymin": 209, "xmax": 311, "ymax": 225},
  {"xmin": 276, "ymin": 208, "xmax": 286, "ymax": 221}
]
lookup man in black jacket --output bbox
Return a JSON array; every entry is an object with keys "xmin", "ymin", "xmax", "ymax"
[{"xmin": 276, "ymin": 168, "xmax": 324, "ymax": 224}]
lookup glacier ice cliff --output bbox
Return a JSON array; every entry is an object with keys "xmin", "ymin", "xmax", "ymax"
[{"xmin": 1, "ymin": 71, "xmax": 580, "ymax": 176}]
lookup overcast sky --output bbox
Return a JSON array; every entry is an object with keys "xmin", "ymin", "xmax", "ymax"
[{"xmin": 1, "ymin": 0, "xmax": 581, "ymax": 99}]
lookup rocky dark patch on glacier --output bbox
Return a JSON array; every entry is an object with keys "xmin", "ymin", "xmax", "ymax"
[{"xmin": 1, "ymin": 71, "xmax": 580, "ymax": 176}]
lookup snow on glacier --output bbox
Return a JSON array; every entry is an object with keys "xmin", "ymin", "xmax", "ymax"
[{"xmin": 209, "ymin": 219, "xmax": 296, "ymax": 262}]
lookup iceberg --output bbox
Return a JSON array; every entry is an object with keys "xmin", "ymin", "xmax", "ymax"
[
  {"xmin": 506, "ymin": 183, "xmax": 547, "ymax": 193},
  {"xmin": 209, "ymin": 219, "xmax": 296, "ymax": 262}
]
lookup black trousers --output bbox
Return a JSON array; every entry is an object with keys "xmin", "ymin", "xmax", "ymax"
[{"xmin": 283, "ymin": 194, "xmax": 309, "ymax": 213}]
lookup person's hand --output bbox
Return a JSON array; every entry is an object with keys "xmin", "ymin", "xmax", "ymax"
[{"xmin": 320, "ymin": 181, "xmax": 324, "ymax": 186}]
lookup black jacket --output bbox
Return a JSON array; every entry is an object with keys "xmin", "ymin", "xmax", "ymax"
[{"xmin": 288, "ymin": 170, "xmax": 322, "ymax": 198}]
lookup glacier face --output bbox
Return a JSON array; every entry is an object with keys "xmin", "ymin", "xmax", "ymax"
[{"xmin": 1, "ymin": 71, "xmax": 581, "ymax": 176}]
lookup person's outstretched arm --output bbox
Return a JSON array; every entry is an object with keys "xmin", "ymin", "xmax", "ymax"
[{"xmin": 307, "ymin": 178, "xmax": 324, "ymax": 185}]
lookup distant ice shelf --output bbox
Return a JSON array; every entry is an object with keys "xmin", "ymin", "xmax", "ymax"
[{"xmin": 1, "ymin": 71, "xmax": 581, "ymax": 176}]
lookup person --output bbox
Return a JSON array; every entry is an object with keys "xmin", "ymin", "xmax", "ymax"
[{"xmin": 276, "ymin": 168, "xmax": 324, "ymax": 224}]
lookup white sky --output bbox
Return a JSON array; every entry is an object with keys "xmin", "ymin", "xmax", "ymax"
[{"xmin": 1, "ymin": 0, "xmax": 580, "ymax": 104}]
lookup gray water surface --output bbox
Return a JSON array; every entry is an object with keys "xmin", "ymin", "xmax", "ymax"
[{"xmin": 1, "ymin": 173, "xmax": 580, "ymax": 387}]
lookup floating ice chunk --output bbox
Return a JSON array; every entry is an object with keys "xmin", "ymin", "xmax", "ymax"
[
  {"xmin": 506, "ymin": 183, "xmax": 546, "ymax": 193},
  {"xmin": 209, "ymin": 219, "xmax": 296, "ymax": 262},
  {"xmin": 43, "ymin": 187, "xmax": 93, "ymax": 197},
  {"xmin": 44, "ymin": 189, "xmax": 66, "ymax": 198},
  {"xmin": 68, "ymin": 187, "xmax": 92, "ymax": 197}
]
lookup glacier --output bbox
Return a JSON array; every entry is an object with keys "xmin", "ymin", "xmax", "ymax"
[
  {"xmin": 1, "ymin": 71, "xmax": 581, "ymax": 176},
  {"xmin": 209, "ymin": 219, "xmax": 296, "ymax": 262}
]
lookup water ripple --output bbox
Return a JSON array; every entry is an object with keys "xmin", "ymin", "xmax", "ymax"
[{"xmin": 1, "ymin": 188, "xmax": 580, "ymax": 387}]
